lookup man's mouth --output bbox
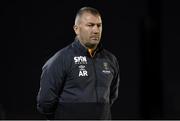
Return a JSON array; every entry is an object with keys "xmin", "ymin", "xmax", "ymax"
[{"xmin": 90, "ymin": 36, "xmax": 99, "ymax": 40}]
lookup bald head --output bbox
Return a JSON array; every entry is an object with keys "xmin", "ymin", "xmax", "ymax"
[{"xmin": 75, "ymin": 7, "xmax": 101, "ymax": 25}]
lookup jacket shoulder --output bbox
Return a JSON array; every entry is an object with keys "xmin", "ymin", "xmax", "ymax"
[{"xmin": 42, "ymin": 43, "xmax": 73, "ymax": 69}]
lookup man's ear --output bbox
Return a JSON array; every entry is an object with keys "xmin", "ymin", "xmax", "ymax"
[{"xmin": 73, "ymin": 25, "xmax": 79, "ymax": 34}]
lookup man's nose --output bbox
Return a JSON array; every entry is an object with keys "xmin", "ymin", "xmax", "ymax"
[{"xmin": 92, "ymin": 25, "xmax": 100, "ymax": 33}]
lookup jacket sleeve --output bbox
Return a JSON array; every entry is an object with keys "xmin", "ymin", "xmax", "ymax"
[
  {"xmin": 37, "ymin": 52, "xmax": 67, "ymax": 117},
  {"xmin": 110, "ymin": 57, "xmax": 120, "ymax": 105}
]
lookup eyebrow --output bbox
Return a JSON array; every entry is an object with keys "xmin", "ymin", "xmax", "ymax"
[{"xmin": 87, "ymin": 22, "xmax": 102, "ymax": 25}]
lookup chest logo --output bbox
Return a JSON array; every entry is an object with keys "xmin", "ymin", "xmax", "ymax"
[
  {"xmin": 102, "ymin": 62, "xmax": 111, "ymax": 74},
  {"xmin": 78, "ymin": 65, "xmax": 88, "ymax": 77},
  {"xmin": 74, "ymin": 56, "xmax": 87, "ymax": 64}
]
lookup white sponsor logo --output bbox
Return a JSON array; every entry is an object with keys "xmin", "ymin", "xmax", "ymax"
[
  {"xmin": 102, "ymin": 70, "xmax": 111, "ymax": 74},
  {"xmin": 74, "ymin": 56, "xmax": 87, "ymax": 64},
  {"xmin": 78, "ymin": 65, "xmax": 88, "ymax": 77}
]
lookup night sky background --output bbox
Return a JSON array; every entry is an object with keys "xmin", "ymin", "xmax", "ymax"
[{"xmin": 2, "ymin": 0, "xmax": 180, "ymax": 119}]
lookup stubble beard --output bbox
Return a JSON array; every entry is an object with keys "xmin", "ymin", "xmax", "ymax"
[{"xmin": 85, "ymin": 40, "xmax": 100, "ymax": 49}]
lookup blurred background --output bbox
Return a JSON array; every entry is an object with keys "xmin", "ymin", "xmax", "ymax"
[{"xmin": 2, "ymin": 0, "xmax": 180, "ymax": 119}]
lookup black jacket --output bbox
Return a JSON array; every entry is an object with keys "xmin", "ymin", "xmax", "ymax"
[{"xmin": 37, "ymin": 39, "xmax": 120, "ymax": 119}]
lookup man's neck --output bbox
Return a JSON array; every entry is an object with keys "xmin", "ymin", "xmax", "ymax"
[{"xmin": 77, "ymin": 38, "xmax": 97, "ymax": 57}]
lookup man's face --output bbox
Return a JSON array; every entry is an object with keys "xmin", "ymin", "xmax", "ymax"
[{"xmin": 74, "ymin": 12, "xmax": 102, "ymax": 49}]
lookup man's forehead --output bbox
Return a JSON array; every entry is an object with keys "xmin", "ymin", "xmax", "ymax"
[{"xmin": 81, "ymin": 13, "xmax": 102, "ymax": 23}]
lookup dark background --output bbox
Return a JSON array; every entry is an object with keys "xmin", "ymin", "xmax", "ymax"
[{"xmin": 1, "ymin": 0, "xmax": 180, "ymax": 119}]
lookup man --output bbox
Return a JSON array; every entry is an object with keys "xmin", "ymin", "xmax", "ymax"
[{"xmin": 37, "ymin": 6, "xmax": 120, "ymax": 120}]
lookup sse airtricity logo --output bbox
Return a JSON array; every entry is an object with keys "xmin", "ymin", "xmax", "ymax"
[{"xmin": 74, "ymin": 56, "xmax": 87, "ymax": 64}]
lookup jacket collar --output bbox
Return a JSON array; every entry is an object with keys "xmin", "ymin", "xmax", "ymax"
[{"xmin": 72, "ymin": 37, "xmax": 103, "ymax": 57}]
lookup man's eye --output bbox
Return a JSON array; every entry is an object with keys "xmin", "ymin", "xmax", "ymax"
[
  {"xmin": 88, "ymin": 24, "xmax": 93, "ymax": 27},
  {"xmin": 97, "ymin": 24, "xmax": 101, "ymax": 27}
]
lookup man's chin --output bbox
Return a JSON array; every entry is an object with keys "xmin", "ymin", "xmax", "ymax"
[{"xmin": 85, "ymin": 42, "xmax": 99, "ymax": 49}]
